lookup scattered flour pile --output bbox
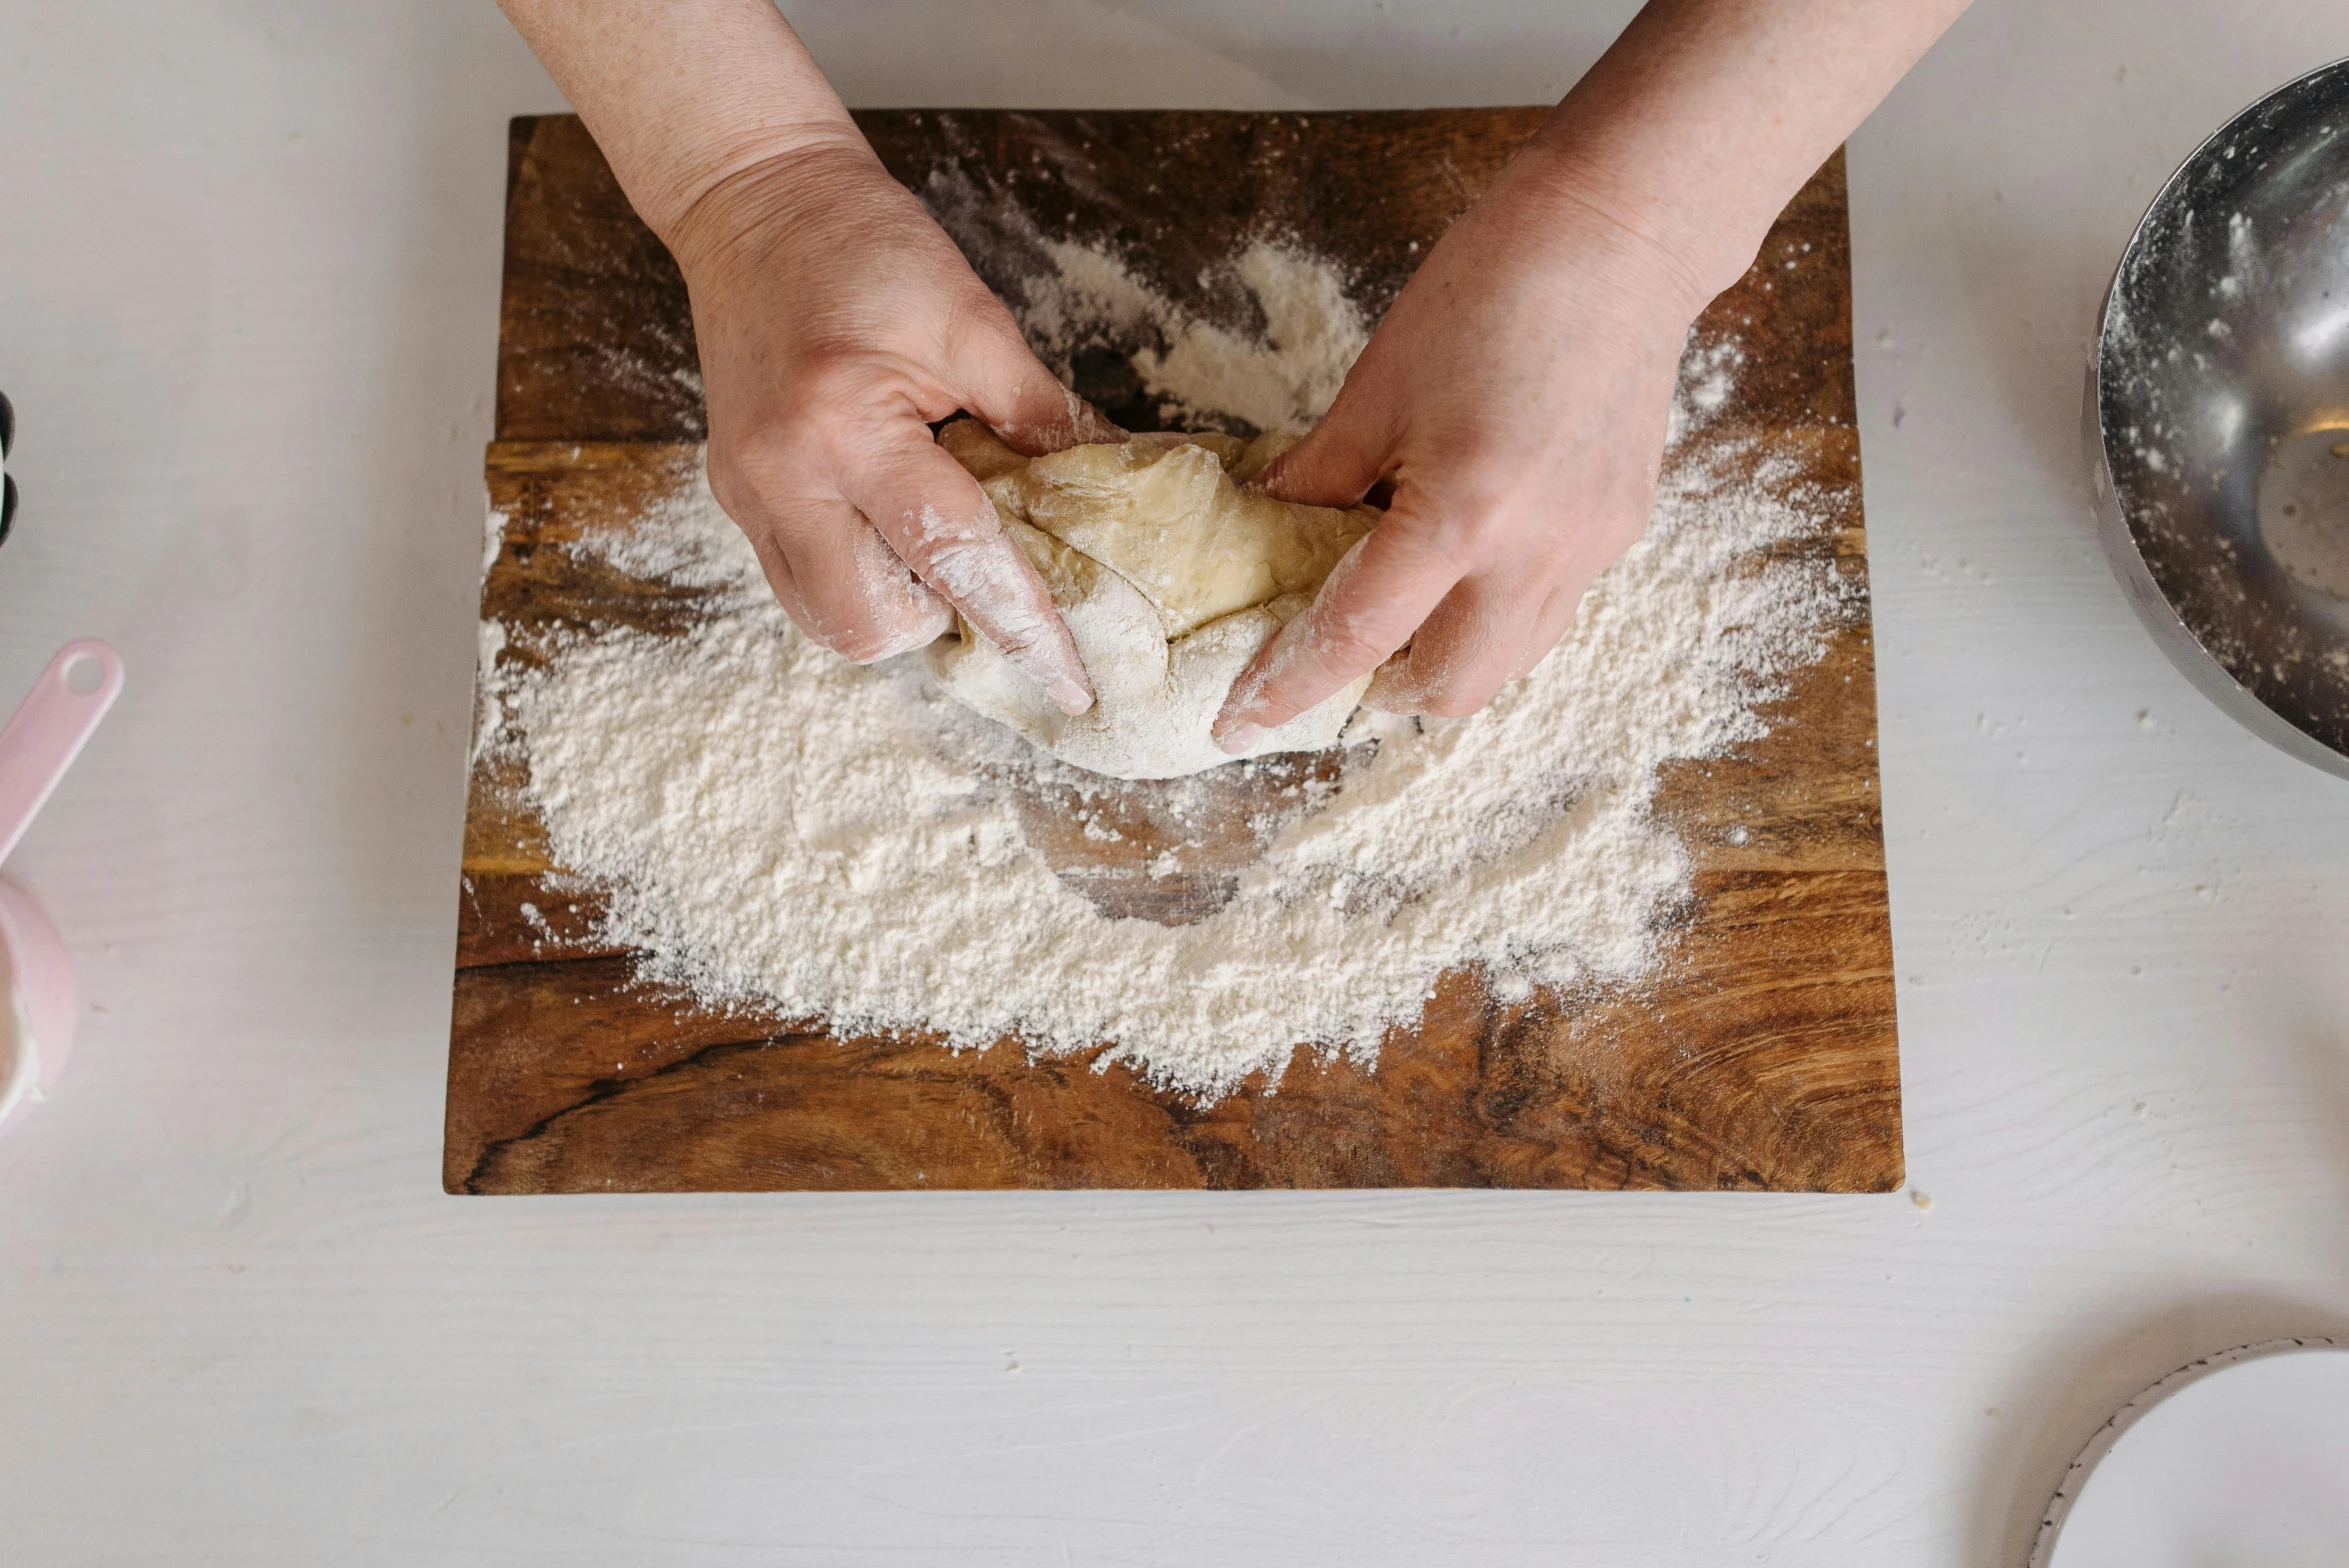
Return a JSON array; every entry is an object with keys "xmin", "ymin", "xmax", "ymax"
[
  {"xmin": 913, "ymin": 161, "xmax": 1371, "ymax": 435},
  {"xmin": 1020, "ymin": 239, "xmax": 1370, "ymax": 433},
  {"xmin": 478, "ymin": 243, "xmax": 1849, "ymax": 1099}
]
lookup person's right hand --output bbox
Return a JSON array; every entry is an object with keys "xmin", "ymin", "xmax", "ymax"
[{"xmin": 668, "ymin": 137, "xmax": 1114, "ymax": 714}]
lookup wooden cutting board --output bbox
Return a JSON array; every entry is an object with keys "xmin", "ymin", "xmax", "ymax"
[{"xmin": 446, "ymin": 111, "xmax": 1900, "ymax": 1194}]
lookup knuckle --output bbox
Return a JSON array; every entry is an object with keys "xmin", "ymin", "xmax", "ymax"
[
  {"xmin": 783, "ymin": 339, "xmax": 875, "ymax": 405},
  {"xmin": 811, "ymin": 597, "xmax": 943, "ymax": 664},
  {"xmin": 938, "ymin": 279, "xmax": 1023, "ymax": 360},
  {"xmin": 707, "ymin": 431, "xmax": 817, "ymax": 521},
  {"xmin": 1297, "ymin": 592, "xmax": 1410, "ymax": 673},
  {"xmin": 756, "ymin": 347, "xmax": 901, "ymax": 446},
  {"xmin": 1305, "ymin": 621, "xmax": 1392, "ymax": 678},
  {"xmin": 830, "ymin": 626, "xmax": 905, "ymax": 664},
  {"xmin": 1430, "ymin": 502, "xmax": 1514, "ymax": 560},
  {"xmin": 912, "ymin": 530, "xmax": 1025, "ymax": 618},
  {"xmin": 1386, "ymin": 470, "xmax": 1545, "ymax": 558},
  {"xmin": 702, "ymin": 442, "xmax": 767, "ymax": 522},
  {"xmin": 905, "ymin": 505, "xmax": 992, "ymax": 555},
  {"xmin": 1417, "ymin": 685, "xmax": 1493, "ymax": 719},
  {"xmin": 1362, "ymin": 513, "xmax": 1471, "ymax": 582}
]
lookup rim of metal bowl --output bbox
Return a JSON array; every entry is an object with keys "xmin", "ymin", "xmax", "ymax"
[{"xmin": 2084, "ymin": 55, "xmax": 2349, "ymax": 782}]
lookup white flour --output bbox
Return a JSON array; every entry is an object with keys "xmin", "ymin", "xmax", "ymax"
[
  {"xmin": 915, "ymin": 161, "xmax": 1370, "ymax": 436},
  {"xmin": 1021, "ymin": 239, "xmax": 1371, "ymax": 433},
  {"xmin": 480, "ymin": 244, "xmax": 1849, "ymax": 1099}
]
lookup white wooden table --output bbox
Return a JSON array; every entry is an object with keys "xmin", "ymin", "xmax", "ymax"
[{"xmin": 2, "ymin": 4, "xmax": 2345, "ymax": 1563}]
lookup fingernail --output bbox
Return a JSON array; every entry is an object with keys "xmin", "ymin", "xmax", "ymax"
[
  {"xmin": 1072, "ymin": 394, "xmax": 1124, "ymax": 444},
  {"xmin": 1050, "ymin": 673, "xmax": 1095, "ymax": 716},
  {"xmin": 1214, "ymin": 718, "xmax": 1266, "ymax": 755}
]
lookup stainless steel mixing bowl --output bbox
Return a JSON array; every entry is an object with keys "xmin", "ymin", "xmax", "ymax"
[{"xmin": 2087, "ymin": 57, "xmax": 2349, "ymax": 780}]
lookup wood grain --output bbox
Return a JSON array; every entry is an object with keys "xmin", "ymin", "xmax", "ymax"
[{"xmin": 450, "ymin": 111, "xmax": 1898, "ymax": 1193}]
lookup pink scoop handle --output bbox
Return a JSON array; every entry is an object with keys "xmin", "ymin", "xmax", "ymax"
[{"xmin": 0, "ymin": 640, "xmax": 123, "ymax": 868}]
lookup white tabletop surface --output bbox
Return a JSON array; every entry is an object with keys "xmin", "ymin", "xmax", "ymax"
[{"xmin": 4, "ymin": 3, "xmax": 2347, "ymax": 1564}]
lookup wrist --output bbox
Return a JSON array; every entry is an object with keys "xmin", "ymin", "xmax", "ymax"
[
  {"xmin": 1448, "ymin": 137, "xmax": 1724, "ymax": 346},
  {"xmin": 661, "ymin": 133, "xmax": 889, "ymax": 284},
  {"xmin": 1502, "ymin": 133, "xmax": 1757, "ymax": 321}
]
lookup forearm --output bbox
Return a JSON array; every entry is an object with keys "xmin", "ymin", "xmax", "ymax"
[
  {"xmin": 1520, "ymin": 0, "xmax": 1971, "ymax": 307},
  {"xmin": 497, "ymin": 0, "xmax": 863, "ymax": 253}
]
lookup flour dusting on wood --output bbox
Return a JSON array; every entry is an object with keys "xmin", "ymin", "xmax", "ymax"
[{"xmin": 475, "ymin": 244, "xmax": 1852, "ymax": 1100}]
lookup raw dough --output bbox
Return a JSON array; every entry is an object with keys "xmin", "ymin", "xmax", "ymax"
[{"xmin": 927, "ymin": 422, "xmax": 1379, "ymax": 779}]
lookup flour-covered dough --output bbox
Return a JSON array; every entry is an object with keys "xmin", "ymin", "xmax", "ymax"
[{"xmin": 927, "ymin": 422, "xmax": 1379, "ymax": 779}]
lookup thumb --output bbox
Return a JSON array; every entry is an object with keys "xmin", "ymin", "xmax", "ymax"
[
  {"xmin": 951, "ymin": 309, "xmax": 1124, "ymax": 456},
  {"xmin": 1249, "ymin": 387, "xmax": 1394, "ymax": 508},
  {"xmin": 846, "ymin": 431, "xmax": 1096, "ymax": 716}
]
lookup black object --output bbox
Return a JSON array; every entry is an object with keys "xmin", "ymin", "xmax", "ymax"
[{"xmin": 0, "ymin": 391, "xmax": 14, "ymax": 549}]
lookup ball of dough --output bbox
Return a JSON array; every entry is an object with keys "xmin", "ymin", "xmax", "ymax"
[{"xmin": 927, "ymin": 422, "xmax": 1380, "ymax": 779}]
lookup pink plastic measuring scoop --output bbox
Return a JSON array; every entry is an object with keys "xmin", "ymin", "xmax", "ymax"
[{"xmin": 0, "ymin": 639, "xmax": 124, "ymax": 1130}]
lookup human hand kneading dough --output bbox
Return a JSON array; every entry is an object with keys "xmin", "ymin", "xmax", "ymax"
[
  {"xmin": 501, "ymin": 0, "xmax": 1971, "ymax": 735},
  {"xmin": 1216, "ymin": 163, "xmax": 1701, "ymax": 742},
  {"xmin": 1212, "ymin": 0, "xmax": 1971, "ymax": 749},
  {"xmin": 502, "ymin": 0, "xmax": 1111, "ymax": 716}
]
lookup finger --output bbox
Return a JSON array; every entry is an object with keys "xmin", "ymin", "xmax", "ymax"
[
  {"xmin": 1503, "ymin": 504, "xmax": 1641, "ymax": 680},
  {"xmin": 1509, "ymin": 575, "xmax": 1591, "ymax": 681},
  {"xmin": 743, "ymin": 495, "xmax": 954, "ymax": 663},
  {"xmin": 1363, "ymin": 576, "xmax": 1544, "ymax": 717},
  {"xmin": 848, "ymin": 434, "xmax": 1095, "ymax": 715},
  {"xmin": 1210, "ymin": 512, "xmax": 1460, "ymax": 753},
  {"xmin": 950, "ymin": 309, "xmax": 1124, "ymax": 456},
  {"xmin": 1247, "ymin": 384, "xmax": 1395, "ymax": 508}
]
